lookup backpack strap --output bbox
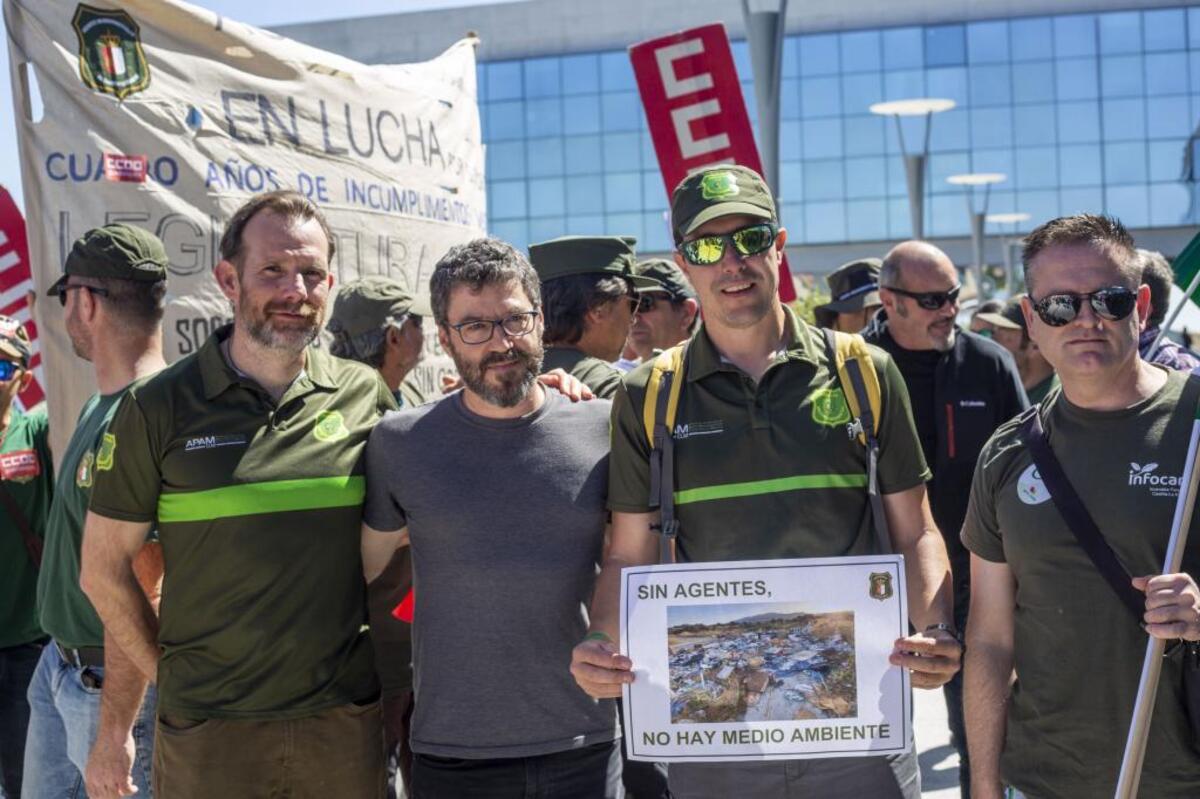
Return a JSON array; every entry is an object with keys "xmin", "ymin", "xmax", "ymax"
[{"xmin": 643, "ymin": 343, "xmax": 688, "ymax": 564}]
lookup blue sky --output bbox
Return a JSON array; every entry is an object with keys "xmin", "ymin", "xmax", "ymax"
[{"xmin": 0, "ymin": 0, "xmax": 506, "ymax": 210}]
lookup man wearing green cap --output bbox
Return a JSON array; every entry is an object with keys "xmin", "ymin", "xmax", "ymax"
[
  {"xmin": 0, "ymin": 315, "xmax": 53, "ymax": 799},
  {"xmin": 530, "ymin": 235, "xmax": 657, "ymax": 399},
  {"xmin": 571, "ymin": 164, "xmax": 961, "ymax": 798},
  {"xmin": 628, "ymin": 258, "xmax": 700, "ymax": 364},
  {"xmin": 975, "ymin": 296, "xmax": 1057, "ymax": 403},
  {"xmin": 24, "ymin": 223, "xmax": 167, "ymax": 799},
  {"xmin": 814, "ymin": 258, "xmax": 883, "ymax": 333}
]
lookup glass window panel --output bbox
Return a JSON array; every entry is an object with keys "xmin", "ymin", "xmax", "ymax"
[
  {"xmin": 1104, "ymin": 142, "xmax": 1148, "ymax": 184},
  {"xmin": 1016, "ymin": 190, "xmax": 1061, "ymax": 227},
  {"xmin": 780, "ymin": 162, "xmax": 803, "ymax": 204},
  {"xmin": 476, "ymin": 65, "xmax": 487, "ymax": 103},
  {"xmin": 604, "ymin": 173, "xmax": 642, "ymax": 213},
  {"xmin": 1013, "ymin": 105, "xmax": 1056, "ymax": 146},
  {"xmin": 1149, "ymin": 183, "xmax": 1190, "ymax": 226},
  {"xmin": 972, "ymin": 148, "xmax": 1015, "ymax": 177},
  {"xmin": 488, "ymin": 100, "xmax": 525, "ymax": 141},
  {"xmin": 1058, "ymin": 144, "xmax": 1102, "ymax": 187},
  {"xmin": 564, "ymin": 135, "xmax": 602, "ymax": 175},
  {"xmin": 1054, "ymin": 15, "xmax": 1097, "ymax": 58},
  {"xmin": 929, "ymin": 109, "xmax": 968, "ymax": 152},
  {"xmin": 842, "ymin": 73, "xmax": 883, "ymax": 114},
  {"xmin": 1057, "ymin": 101, "xmax": 1101, "ymax": 143},
  {"xmin": 1105, "ymin": 184, "xmax": 1149, "ymax": 227},
  {"xmin": 1060, "ymin": 186, "xmax": 1105, "ymax": 216},
  {"xmin": 781, "ymin": 120, "xmax": 802, "ymax": 161},
  {"xmin": 803, "ymin": 118, "xmax": 843, "ymax": 159},
  {"xmin": 843, "ymin": 115, "xmax": 885, "ymax": 156},
  {"xmin": 1100, "ymin": 55, "xmax": 1144, "ymax": 99},
  {"xmin": 883, "ymin": 69, "xmax": 925, "ymax": 102},
  {"xmin": 783, "ymin": 37, "xmax": 801, "ymax": 78},
  {"xmin": 525, "ymin": 97, "xmax": 562, "ymax": 137},
  {"xmin": 969, "ymin": 65, "xmax": 1012, "ymax": 106},
  {"xmin": 642, "ymin": 211, "xmax": 672, "ymax": 253},
  {"xmin": 528, "ymin": 216, "xmax": 566, "ymax": 244},
  {"xmin": 528, "ymin": 178, "xmax": 565, "ymax": 217},
  {"xmin": 883, "ymin": 27, "xmax": 923, "ymax": 70},
  {"xmin": 782, "ymin": 78, "xmax": 801, "ymax": 120},
  {"xmin": 888, "ymin": 197, "xmax": 913, "ymax": 239},
  {"xmin": 566, "ymin": 175, "xmax": 605, "ymax": 215},
  {"xmin": 1016, "ymin": 147, "xmax": 1058, "ymax": 189},
  {"xmin": 778, "ymin": 203, "xmax": 803, "ymax": 240},
  {"xmin": 803, "ymin": 160, "xmax": 845, "ymax": 201},
  {"xmin": 1191, "ymin": 9, "xmax": 1200, "ymax": 50},
  {"xmin": 1143, "ymin": 9, "xmax": 1186, "ymax": 52},
  {"xmin": 562, "ymin": 95, "xmax": 601, "ymax": 135},
  {"xmin": 1056, "ymin": 58, "xmax": 1099, "ymax": 101},
  {"xmin": 967, "ymin": 21, "xmax": 1009, "ymax": 64},
  {"xmin": 606, "ymin": 213, "xmax": 644, "ymax": 242},
  {"xmin": 927, "ymin": 67, "xmax": 968, "ymax": 106},
  {"xmin": 601, "ymin": 92, "xmax": 642, "ymax": 132},
  {"xmin": 1098, "ymin": 11, "xmax": 1141, "ymax": 55},
  {"xmin": 642, "ymin": 172, "xmax": 668, "ymax": 211},
  {"xmin": 1010, "ymin": 17, "xmax": 1053, "ymax": 62},
  {"xmin": 840, "ymin": 30, "xmax": 881, "ymax": 73},
  {"xmin": 1103, "ymin": 98, "xmax": 1147, "ymax": 142},
  {"xmin": 488, "ymin": 141, "xmax": 527, "ymax": 181},
  {"xmin": 845, "ymin": 157, "xmax": 888, "ymax": 199},
  {"xmin": 971, "ymin": 108, "xmax": 1013, "ymax": 149},
  {"xmin": 886, "ymin": 157, "xmax": 907, "ymax": 196},
  {"xmin": 846, "ymin": 200, "xmax": 889, "ymax": 241},
  {"xmin": 486, "ymin": 61, "xmax": 522, "ymax": 101},
  {"xmin": 526, "ymin": 137, "xmax": 564, "ymax": 178},
  {"xmin": 489, "ymin": 180, "xmax": 527, "ymax": 219},
  {"xmin": 1145, "ymin": 53, "xmax": 1189, "ymax": 97},
  {"xmin": 599, "ymin": 52, "xmax": 635, "ymax": 92},
  {"xmin": 603, "ymin": 132, "xmax": 641, "ymax": 172},
  {"xmin": 489, "ymin": 220, "xmax": 529, "ymax": 251},
  {"xmin": 566, "ymin": 214, "xmax": 604, "ymax": 235},
  {"xmin": 1146, "ymin": 96, "xmax": 1193, "ymax": 140},
  {"xmin": 561, "ymin": 54, "xmax": 599, "ymax": 95},
  {"xmin": 731, "ymin": 40, "xmax": 753, "ymax": 82},
  {"xmin": 1012, "ymin": 61, "xmax": 1055, "ymax": 104},
  {"xmin": 1148, "ymin": 140, "xmax": 1187, "ymax": 182},
  {"xmin": 805, "ymin": 202, "xmax": 847, "ymax": 243},
  {"xmin": 800, "ymin": 33, "xmax": 840, "ymax": 76},
  {"xmin": 802, "ymin": 77, "xmax": 842, "ymax": 117},
  {"xmin": 925, "ymin": 25, "xmax": 966, "ymax": 67},
  {"xmin": 930, "ymin": 194, "xmax": 969, "ymax": 237},
  {"xmin": 641, "ymin": 132, "xmax": 658, "ymax": 166},
  {"xmin": 929, "ymin": 152, "xmax": 971, "ymax": 192},
  {"xmin": 524, "ymin": 58, "xmax": 561, "ymax": 98}
]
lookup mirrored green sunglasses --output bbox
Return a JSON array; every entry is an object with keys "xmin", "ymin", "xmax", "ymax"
[{"xmin": 680, "ymin": 222, "xmax": 778, "ymax": 266}]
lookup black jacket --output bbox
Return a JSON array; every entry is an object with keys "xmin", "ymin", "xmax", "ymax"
[{"xmin": 863, "ymin": 314, "xmax": 1028, "ymax": 572}]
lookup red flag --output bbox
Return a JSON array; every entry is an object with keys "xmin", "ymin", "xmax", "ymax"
[
  {"xmin": 630, "ymin": 24, "xmax": 797, "ymax": 302},
  {"xmin": 0, "ymin": 187, "xmax": 45, "ymax": 410}
]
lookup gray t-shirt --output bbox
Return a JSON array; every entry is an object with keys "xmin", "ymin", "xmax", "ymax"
[{"xmin": 364, "ymin": 390, "xmax": 618, "ymax": 759}]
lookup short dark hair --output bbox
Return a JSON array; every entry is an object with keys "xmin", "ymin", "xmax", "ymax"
[
  {"xmin": 90, "ymin": 276, "xmax": 167, "ymax": 330},
  {"xmin": 542, "ymin": 274, "xmax": 629, "ymax": 345},
  {"xmin": 1139, "ymin": 249, "xmax": 1173, "ymax": 329},
  {"xmin": 219, "ymin": 190, "xmax": 335, "ymax": 267},
  {"xmin": 429, "ymin": 238, "xmax": 541, "ymax": 327},
  {"xmin": 1021, "ymin": 214, "xmax": 1138, "ymax": 293}
]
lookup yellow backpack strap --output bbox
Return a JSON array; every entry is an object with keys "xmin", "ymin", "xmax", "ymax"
[
  {"xmin": 642, "ymin": 344, "xmax": 687, "ymax": 448},
  {"xmin": 642, "ymin": 342, "xmax": 688, "ymax": 564}
]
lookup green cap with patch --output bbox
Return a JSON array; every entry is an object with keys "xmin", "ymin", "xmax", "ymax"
[
  {"xmin": 670, "ymin": 165, "xmax": 777, "ymax": 244},
  {"xmin": 327, "ymin": 276, "xmax": 432, "ymax": 339},
  {"xmin": 528, "ymin": 235, "xmax": 659, "ymax": 290},
  {"xmin": 49, "ymin": 223, "xmax": 168, "ymax": 297},
  {"xmin": 636, "ymin": 258, "xmax": 696, "ymax": 301}
]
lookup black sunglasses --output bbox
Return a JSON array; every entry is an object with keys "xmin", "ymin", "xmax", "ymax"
[
  {"xmin": 885, "ymin": 284, "xmax": 961, "ymax": 311},
  {"xmin": 1030, "ymin": 286, "xmax": 1137, "ymax": 327},
  {"xmin": 57, "ymin": 284, "xmax": 110, "ymax": 308}
]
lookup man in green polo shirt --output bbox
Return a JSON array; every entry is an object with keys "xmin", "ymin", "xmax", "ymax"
[
  {"xmin": 570, "ymin": 165, "xmax": 962, "ymax": 798},
  {"xmin": 0, "ymin": 316, "xmax": 53, "ymax": 799},
  {"xmin": 80, "ymin": 191, "xmax": 391, "ymax": 798},
  {"xmin": 531, "ymin": 235, "xmax": 657, "ymax": 398},
  {"xmin": 24, "ymin": 224, "xmax": 167, "ymax": 799}
]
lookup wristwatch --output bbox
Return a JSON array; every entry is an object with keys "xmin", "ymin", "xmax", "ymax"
[{"xmin": 924, "ymin": 623, "xmax": 963, "ymax": 646}]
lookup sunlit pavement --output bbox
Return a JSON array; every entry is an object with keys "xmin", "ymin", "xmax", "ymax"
[{"xmin": 915, "ymin": 683, "xmax": 962, "ymax": 798}]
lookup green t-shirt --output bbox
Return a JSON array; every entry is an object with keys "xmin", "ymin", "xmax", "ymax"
[
  {"xmin": 1026, "ymin": 372, "xmax": 1059, "ymax": 405},
  {"xmin": 542, "ymin": 346, "xmax": 623, "ymax": 399},
  {"xmin": 0, "ymin": 408, "xmax": 54, "ymax": 648},
  {"xmin": 961, "ymin": 369, "xmax": 1200, "ymax": 798},
  {"xmin": 609, "ymin": 309, "xmax": 930, "ymax": 562},
  {"xmin": 90, "ymin": 328, "xmax": 397, "ymax": 720},
  {"xmin": 37, "ymin": 393, "xmax": 123, "ymax": 649}
]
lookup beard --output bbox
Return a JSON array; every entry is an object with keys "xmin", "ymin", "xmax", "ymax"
[
  {"xmin": 448, "ymin": 340, "xmax": 544, "ymax": 408},
  {"xmin": 239, "ymin": 291, "xmax": 323, "ymax": 353}
]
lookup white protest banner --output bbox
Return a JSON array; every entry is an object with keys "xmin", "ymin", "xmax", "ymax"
[
  {"xmin": 4, "ymin": 0, "xmax": 485, "ymax": 453},
  {"xmin": 620, "ymin": 555, "xmax": 911, "ymax": 762}
]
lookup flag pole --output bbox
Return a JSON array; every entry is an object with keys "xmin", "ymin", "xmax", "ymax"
[{"xmin": 1114, "ymin": 404, "xmax": 1200, "ymax": 798}]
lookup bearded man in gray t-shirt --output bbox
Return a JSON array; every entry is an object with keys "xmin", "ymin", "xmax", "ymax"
[{"xmin": 362, "ymin": 238, "xmax": 620, "ymax": 799}]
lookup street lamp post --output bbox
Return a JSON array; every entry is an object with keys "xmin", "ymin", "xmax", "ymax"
[
  {"xmin": 985, "ymin": 212, "xmax": 1031, "ymax": 295},
  {"xmin": 947, "ymin": 172, "xmax": 1007, "ymax": 300},
  {"xmin": 869, "ymin": 98, "xmax": 955, "ymax": 240}
]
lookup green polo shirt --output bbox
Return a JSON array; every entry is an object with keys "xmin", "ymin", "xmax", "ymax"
[
  {"xmin": 90, "ymin": 326, "xmax": 396, "ymax": 720},
  {"xmin": 0, "ymin": 408, "xmax": 53, "ymax": 648},
  {"xmin": 542, "ymin": 346, "xmax": 622, "ymax": 399},
  {"xmin": 609, "ymin": 308, "xmax": 929, "ymax": 562}
]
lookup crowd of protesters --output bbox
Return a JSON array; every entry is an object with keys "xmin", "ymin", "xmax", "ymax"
[{"xmin": 1, "ymin": 161, "xmax": 1199, "ymax": 799}]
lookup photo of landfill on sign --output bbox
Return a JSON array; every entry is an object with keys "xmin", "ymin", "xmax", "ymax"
[{"xmin": 667, "ymin": 604, "xmax": 856, "ymax": 723}]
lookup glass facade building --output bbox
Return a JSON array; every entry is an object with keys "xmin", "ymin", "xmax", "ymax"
[{"xmin": 478, "ymin": 6, "xmax": 1200, "ymax": 253}]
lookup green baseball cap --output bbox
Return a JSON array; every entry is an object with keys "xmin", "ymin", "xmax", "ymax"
[
  {"xmin": 49, "ymin": 223, "xmax": 168, "ymax": 297},
  {"xmin": 670, "ymin": 165, "xmax": 777, "ymax": 244},
  {"xmin": 528, "ymin": 235, "xmax": 659, "ymax": 290},
  {"xmin": 636, "ymin": 258, "xmax": 696, "ymax": 301},
  {"xmin": 0, "ymin": 315, "xmax": 32, "ymax": 367},
  {"xmin": 328, "ymin": 276, "xmax": 431, "ymax": 339}
]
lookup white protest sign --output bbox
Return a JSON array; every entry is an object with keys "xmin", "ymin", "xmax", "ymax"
[{"xmin": 620, "ymin": 555, "xmax": 911, "ymax": 762}]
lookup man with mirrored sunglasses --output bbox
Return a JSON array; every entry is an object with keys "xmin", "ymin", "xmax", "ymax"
[
  {"xmin": 962, "ymin": 214, "xmax": 1200, "ymax": 799},
  {"xmin": 572, "ymin": 164, "xmax": 962, "ymax": 799},
  {"xmin": 864, "ymin": 241, "xmax": 1028, "ymax": 797}
]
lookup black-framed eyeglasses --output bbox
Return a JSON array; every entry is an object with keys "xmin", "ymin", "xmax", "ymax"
[
  {"xmin": 0, "ymin": 361, "xmax": 21, "ymax": 382},
  {"xmin": 885, "ymin": 284, "xmax": 961, "ymax": 311},
  {"xmin": 448, "ymin": 310, "xmax": 539, "ymax": 345},
  {"xmin": 680, "ymin": 222, "xmax": 778, "ymax": 266},
  {"xmin": 1030, "ymin": 286, "xmax": 1137, "ymax": 327},
  {"xmin": 57, "ymin": 284, "xmax": 110, "ymax": 308}
]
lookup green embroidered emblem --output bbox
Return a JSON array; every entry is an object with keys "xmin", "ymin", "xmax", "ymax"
[
  {"xmin": 95, "ymin": 433, "xmax": 117, "ymax": 471},
  {"xmin": 810, "ymin": 387, "xmax": 851, "ymax": 428},
  {"xmin": 73, "ymin": 4, "xmax": 151, "ymax": 100},
  {"xmin": 700, "ymin": 171, "xmax": 739, "ymax": 201},
  {"xmin": 313, "ymin": 410, "xmax": 350, "ymax": 442}
]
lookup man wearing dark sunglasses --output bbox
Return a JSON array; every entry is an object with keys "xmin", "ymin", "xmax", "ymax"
[
  {"xmin": 627, "ymin": 258, "xmax": 699, "ymax": 364},
  {"xmin": 573, "ymin": 165, "xmax": 961, "ymax": 799},
  {"xmin": 865, "ymin": 241, "xmax": 1028, "ymax": 797},
  {"xmin": 963, "ymin": 214, "xmax": 1200, "ymax": 799}
]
